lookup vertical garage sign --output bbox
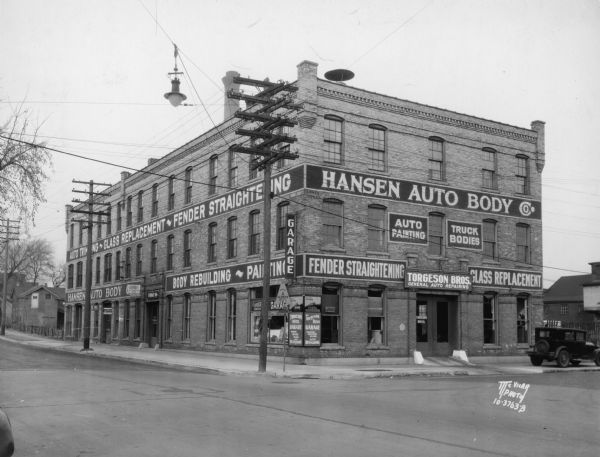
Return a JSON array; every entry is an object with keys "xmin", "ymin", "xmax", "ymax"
[{"xmin": 285, "ymin": 214, "xmax": 296, "ymax": 278}]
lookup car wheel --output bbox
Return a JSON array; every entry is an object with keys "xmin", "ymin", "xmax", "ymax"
[
  {"xmin": 556, "ymin": 349, "xmax": 570, "ymax": 368},
  {"xmin": 595, "ymin": 351, "xmax": 600, "ymax": 367},
  {"xmin": 530, "ymin": 355, "xmax": 543, "ymax": 366},
  {"xmin": 535, "ymin": 339, "xmax": 550, "ymax": 354}
]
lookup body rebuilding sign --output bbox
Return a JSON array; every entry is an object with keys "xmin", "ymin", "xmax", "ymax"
[{"xmin": 306, "ymin": 165, "xmax": 541, "ymax": 219}]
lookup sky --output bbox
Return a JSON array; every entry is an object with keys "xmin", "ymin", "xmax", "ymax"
[{"xmin": 1, "ymin": 0, "xmax": 599, "ymax": 287}]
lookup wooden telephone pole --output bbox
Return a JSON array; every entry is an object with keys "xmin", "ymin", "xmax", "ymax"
[
  {"xmin": 228, "ymin": 76, "xmax": 300, "ymax": 372},
  {"xmin": 0, "ymin": 219, "xmax": 20, "ymax": 336},
  {"xmin": 71, "ymin": 180, "xmax": 111, "ymax": 351}
]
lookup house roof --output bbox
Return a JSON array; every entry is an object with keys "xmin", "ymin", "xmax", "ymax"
[
  {"xmin": 17, "ymin": 284, "xmax": 66, "ymax": 301},
  {"xmin": 544, "ymin": 274, "xmax": 593, "ymax": 303}
]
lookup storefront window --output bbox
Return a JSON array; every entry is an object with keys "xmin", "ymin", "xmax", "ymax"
[
  {"xmin": 113, "ymin": 302, "xmax": 119, "ymax": 339},
  {"xmin": 134, "ymin": 299, "xmax": 141, "ymax": 339},
  {"xmin": 227, "ymin": 289, "xmax": 237, "ymax": 342},
  {"xmin": 249, "ymin": 286, "xmax": 285, "ymax": 344},
  {"xmin": 207, "ymin": 291, "xmax": 216, "ymax": 341},
  {"xmin": 517, "ymin": 295, "xmax": 529, "ymax": 344},
  {"xmin": 416, "ymin": 301, "xmax": 428, "ymax": 342},
  {"xmin": 165, "ymin": 296, "xmax": 173, "ymax": 340},
  {"xmin": 367, "ymin": 287, "xmax": 384, "ymax": 344},
  {"xmin": 123, "ymin": 301, "xmax": 130, "ymax": 338},
  {"xmin": 483, "ymin": 294, "xmax": 497, "ymax": 345},
  {"xmin": 321, "ymin": 284, "xmax": 340, "ymax": 344}
]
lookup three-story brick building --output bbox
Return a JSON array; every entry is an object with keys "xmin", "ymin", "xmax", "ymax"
[{"xmin": 64, "ymin": 60, "xmax": 545, "ymax": 359}]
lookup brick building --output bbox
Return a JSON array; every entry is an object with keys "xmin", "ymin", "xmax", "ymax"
[{"xmin": 64, "ymin": 60, "xmax": 545, "ymax": 358}]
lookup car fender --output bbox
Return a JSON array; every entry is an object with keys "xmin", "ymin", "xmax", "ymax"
[{"xmin": 553, "ymin": 345, "xmax": 568, "ymax": 360}]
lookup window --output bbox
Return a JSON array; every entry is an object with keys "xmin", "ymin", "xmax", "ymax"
[
  {"xmin": 117, "ymin": 202, "xmax": 122, "ymax": 231},
  {"xmin": 125, "ymin": 247, "xmax": 132, "ymax": 278},
  {"xmin": 429, "ymin": 137, "xmax": 445, "ymax": 181},
  {"xmin": 249, "ymin": 211, "xmax": 261, "ymax": 255},
  {"xmin": 209, "ymin": 155, "xmax": 218, "ymax": 195},
  {"xmin": 367, "ymin": 205, "xmax": 385, "ymax": 251},
  {"xmin": 182, "ymin": 294, "xmax": 191, "ymax": 340},
  {"xmin": 324, "ymin": 115, "xmax": 343, "ymax": 164},
  {"xmin": 416, "ymin": 301, "xmax": 427, "ymax": 342},
  {"xmin": 560, "ymin": 304, "xmax": 568, "ymax": 316},
  {"xmin": 207, "ymin": 223, "xmax": 217, "ymax": 262},
  {"xmin": 483, "ymin": 294, "xmax": 497, "ymax": 345},
  {"xmin": 482, "ymin": 148, "xmax": 498, "ymax": 189},
  {"xmin": 249, "ymin": 286, "xmax": 282, "ymax": 344},
  {"xmin": 167, "ymin": 235, "xmax": 174, "ymax": 270},
  {"xmin": 106, "ymin": 205, "xmax": 112, "ymax": 235},
  {"xmin": 168, "ymin": 175, "xmax": 175, "ymax": 211},
  {"xmin": 126, "ymin": 196, "xmax": 132, "ymax": 227},
  {"xmin": 96, "ymin": 214, "xmax": 102, "ymax": 239},
  {"xmin": 368, "ymin": 124, "xmax": 386, "ymax": 171},
  {"xmin": 67, "ymin": 264, "xmax": 73, "ymax": 289},
  {"xmin": 228, "ymin": 150, "xmax": 238, "ymax": 188},
  {"xmin": 275, "ymin": 126, "xmax": 292, "ymax": 170},
  {"xmin": 367, "ymin": 287, "xmax": 385, "ymax": 345},
  {"xmin": 134, "ymin": 299, "xmax": 142, "ymax": 339},
  {"xmin": 123, "ymin": 300, "xmax": 130, "ymax": 338},
  {"xmin": 184, "ymin": 167, "xmax": 193, "ymax": 204},
  {"xmin": 322, "ymin": 199, "xmax": 343, "ymax": 247},
  {"xmin": 516, "ymin": 223, "xmax": 531, "ymax": 263},
  {"xmin": 517, "ymin": 295, "xmax": 529, "ymax": 344},
  {"xmin": 136, "ymin": 244, "xmax": 143, "ymax": 275},
  {"xmin": 115, "ymin": 251, "xmax": 122, "ymax": 280},
  {"xmin": 78, "ymin": 222, "xmax": 83, "ymax": 245},
  {"xmin": 69, "ymin": 223, "xmax": 74, "ymax": 248},
  {"xmin": 207, "ymin": 291, "xmax": 216, "ymax": 341},
  {"xmin": 137, "ymin": 190, "xmax": 144, "ymax": 223},
  {"xmin": 321, "ymin": 284, "xmax": 340, "ymax": 344},
  {"xmin": 428, "ymin": 213, "xmax": 444, "ymax": 256},
  {"xmin": 183, "ymin": 230, "xmax": 192, "ymax": 267},
  {"xmin": 95, "ymin": 256, "xmax": 101, "ymax": 284},
  {"xmin": 151, "ymin": 184, "xmax": 158, "ymax": 217},
  {"xmin": 151, "ymin": 239, "xmax": 158, "ymax": 273},
  {"xmin": 516, "ymin": 155, "xmax": 530, "ymax": 194},
  {"xmin": 227, "ymin": 217, "xmax": 237, "ymax": 259},
  {"xmin": 104, "ymin": 253, "xmax": 112, "ymax": 282},
  {"xmin": 165, "ymin": 296, "xmax": 173, "ymax": 340},
  {"xmin": 482, "ymin": 219, "xmax": 497, "ymax": 260},
  {"xmin": 76, "ymin": 261, "xmax": 83, "ymax": 287},
  {"xmin": 227, "ymin": 289, "xmax": 237, "ymax": 341},
  {"xmin": 113, "ymin": 302, "xmax": 119, "ymax": 339},
  {"xmin": 276, "ymin": 202, "xmax": 289, "ymax": 250}
]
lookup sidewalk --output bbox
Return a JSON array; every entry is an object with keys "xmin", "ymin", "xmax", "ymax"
[{"xmin": 2, "ymin": 329, "xmax": 585, "ymax": 379}]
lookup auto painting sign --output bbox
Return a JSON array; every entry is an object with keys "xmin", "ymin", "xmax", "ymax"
[
  {"xmin": 388, "ymin": 213, "xmax": 428, "ymax": 244},
  {"xmin": 306, "ymin": 165, "xmax": 541, "ymax": 219}
]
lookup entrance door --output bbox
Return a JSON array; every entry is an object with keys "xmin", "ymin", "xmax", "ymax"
[
  {"xmin": 147, "ymin": 302, "xmax": 159, "ymax": 348},
  {"xmin": 102, "ymin": 314, "xmax": 112, "ymax": 343},
  {"xmin": 416, "ymin": 295, "xmax": 457, "ymax": 356},
  {"xmin": 74, "ymin": 305, "xmax": 82, "ymax": 340}
]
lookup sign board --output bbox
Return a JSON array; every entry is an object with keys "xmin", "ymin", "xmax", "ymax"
[
  {"xmin": 406, "ymin": 270, "xmax": 472, "ymax": 291},
  {"xmin": 304, "ymin": 313, "xmax": 321, "ymax": 346},
  {"xmin": 288, "ymin": 312, "xmax": 304, "ymax": 346},
  {"xmin": 285, "ymin": 214, "xmax": 296, "ymax": 278},
  {"xmin": 146, "ymin": 290, "xmax": 160, "ymax": 300},
  {"xmin": 273, "ymin": 283, "xmax": 290, "ymax": 310},
  {"xmin": 298, "ymin": 254, "xmax": 406, "ymax": 281},
  {"xmin": 469, "ymin": 267, "xmax": 542, "ymax": 290},
  {"xmin": 388, "ymin": 213, "xmax": 428, "ymax": 244},
  {"xmin": 447, "ymin": 221, "xmax": 482, "ymax": 250},
  {"xmin": 66, "ymin": 282, "xmax": 143, "ymax": 304}
]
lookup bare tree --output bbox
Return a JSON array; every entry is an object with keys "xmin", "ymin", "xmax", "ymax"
[
  {"xmin": 50, "ymin": 262, "xmax": 66, "ymax": 288},
  {"xmin": 0, "ymin": 105, "xmax": 52, "ymax": 222},
  {"xmin": 24, "ymin": 238, "xmax": 55, "ymax": 284}
]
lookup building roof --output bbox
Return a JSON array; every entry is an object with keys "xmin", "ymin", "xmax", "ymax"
[
  {"xmin": 544, "ymin": 274, "xmax": 593, "ymax": 304},
  {"xmin": 17, "ymin": 284, "xmax": 66, "ymax": 301}
]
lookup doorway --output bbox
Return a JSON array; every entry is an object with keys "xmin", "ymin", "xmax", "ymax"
[
  {"xmin": 416, "ymin": 295, "xmax": 458, "ymax": 356},
  {"xmin": 146, "ymin": 302, "xmax": 159, "ymax": 348},
  {"xmin": 73, "ymin": 305, "xmax": 82, "ymax": 340},
  {"xmin": 102, "ymin": 313, "xmax": 112, "ymax": 343}
]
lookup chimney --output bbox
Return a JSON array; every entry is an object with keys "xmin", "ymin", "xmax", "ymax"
[
  {"xmin": 590, "ymin": 262, "xmax": 600, "ymax": 279},
  {"xmin": 222, "ymin": 70, "xmax": 240, "ymax": 121},
  {"xmin": 296, "ymin": 60, "xmax": 319, "ymax": 129},
  {"xmin": 531, "ymin": 120, "xmax": 545, "ymax": 173},
  {"xmin": 120, "ymin": 171, "xmax": 130, "ymax": 200}
]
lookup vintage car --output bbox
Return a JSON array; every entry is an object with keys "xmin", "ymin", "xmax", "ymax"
[{"xmin": 527, "ymin": 327, "xmax": 600, "ymax": 367}]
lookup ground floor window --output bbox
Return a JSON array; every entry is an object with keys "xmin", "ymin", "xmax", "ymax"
[
  {"xmin": 65, "ymin": 306, "xmax": 72, "ymax": 336},
  {"xmin": 92, "ymin": 307, "xmax": 98, "ymax": 337},
  {"xmin": 134, "ymin": 299, "xmax": 142, "ymax": 339},
  {"xmin": 416, "ymin": 301, "xmax": 428, "ymax": 343},
  {"xmin": 123, "ymin": 301, "xmax": 130, "ymax": 338},
  {"xmin": 249, "ymin": 286, "xmax": 282, "ymax": 344},
  {"xmin": 321, "ymin": 284, "xmax": 340, "ymax": 344},
  {"xmin": 367, "ymin": 287, "xmax": 384, "ymax": 344},
  {"xmin": 207, "ymin": 292, "xmax": 216, "ymax": 341},
  {"xmin": 165, "ymin": 296, "xmax": 173, "ymax": 340},
  {"xmin": 113, "ymin": 302, "xmax": 119, "ymax": 339},
  {"xmin": 483, "ymin": 294, "xmax": 497, "ymax": 345},
  {"xmin": 517, "ymin": 295, "xmax": 529, "ymax": 344},
  {"xmin": 183, "ymin": 294, "xmax": 192, "ymax": 340},
  {"xmin": 227, "ymin": 289, "xmax": 237, "ymax": 342}
]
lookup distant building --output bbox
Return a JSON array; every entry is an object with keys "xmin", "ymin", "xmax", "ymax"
[
  {"xmin": 544, "ymin": 262, "xmax": 600, "ymax": 343},
  {"xmin": 13, "ymin": 284, "xmax": 65, "ymax": 336},
  {"xmin": 0, "ymin": 273, "xmax": 28, "ymax": 327},
  {"xmin": 64, "ymin": 60, "xmax": 545, "ymax": 358}
]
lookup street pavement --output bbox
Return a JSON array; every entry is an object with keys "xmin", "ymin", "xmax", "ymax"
[{"xmin": 2, "ymin": 329, "xmax": 599, "ymax": 379}]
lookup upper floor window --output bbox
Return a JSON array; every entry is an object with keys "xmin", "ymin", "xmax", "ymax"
[
  {"xmin": 208, "ymin": 223, "xmax": 217, "ymax": 262},
  {"xmin": 368, "ymin": 124, "xmax": 386, "ymax": 171},
  {"xmin": 168, "ymin": 175, "xmax": 175, "ymax": 211},
  {"xmin": 228, "ymin": 151, "xmax": 238, "ymax": 188},
  {"xmin": 428, "ymin": 212, "xmax": 444, "ymax": 256},
  {"xmin": 209, "ymin": 155, "xmax": 218, "ymax": 195},
  {"xmin": 78, "ymin": 222, "xmax": 83, "ymax": 245},
  {"xmin": 516, "ymin": 155, "xmax": 530, "ymax": 194},
  {"xmin": 482, "ymin": 148, "xmax": 498, "ymax": 190},
  {"xmin": 166, "ymin": 234, "xmax": 174, "ymax": 270},
  {"xmin": 322, "ymin": 199, "xmax": 343, "ymax": 248},
  {"xmin": 150, "ymin": 239, "xmax": 158, "ymax": 273},
  {"xmin": 482, "ymin": 219, "xmax": 497, "ymax": 260},
  {"xmin": 516, "ymin": 223, "xmax": 531, "ymax": 263},
  {"xmin": 429, "ymin": 137, "xmax": 445, "ymax": 181},
  {"xmin": 183, "ymin": 229, "xmax": 192, "ymax": 267},
  {"xmin": 76, "ymin": 261, "xmax": 83, "ymax": 288},
  {"xmin": 275, "ymin": 126, "xmax": 292, "ymax": 170},
  {"xmin": 137, "ymin": 190, "xmax": 144, "ymax": 223},
  {"xmin": 104, "ymin": 253, "xmax": 112, "ymax": 282},
  {"xmin": 227, "ymin": 217, "xmax": 238, "ymax": 259},
  {"xmin": 184, "ymin": 167, "xmax": 193, "ymax": 204},
  {"xmin": 67, "ymin": 264, "xmax": 74, "ymax": 288},
  {"xmin": 249, "ymin": 211, "xmax": 261, "ymax": 255},
  {"xmin": 276, "ymin": 201, "xmax": 289, "ymax": 250},
  {"xmin": 117, "ymin": 202, "xmax": 122, "ymax": 231},
  {"xmin": 136, "ymin": 244, "xmax": 143, "ymax": 276},
  {"xmin": 95, "ymin": 257, "xmax": 101, "ymax": 284},
  {"xmin": 367, "ymin": 205, "xmax": 386, "ymax": 251},
  {"xmin": 126, "ymin": 196, "xmax": 133, "ymax": 227},
  {"xmin": 115, "ymin": 251, "xmax": 122, "ymax": 281},
  {"xmin": 151, "ymin": 184, "xmax": 159, "ymax": 217},
  {"xmin": 106, "ymin": 205, "xmax": 112, "ymax": 235},
  {"xmin": 324, "ymin": 115, "xmax": 343, "ymax": 164},
  {"xmin": 96, "ymin": 214, "xmax": 102, "ymax": 239},
  {"xmin": 125, "ymin": 247, "xmax": 132, "ymax": 278},
  {"xmin": 69, "ymin": 223, "xmax": 74, "ymax": 248}
]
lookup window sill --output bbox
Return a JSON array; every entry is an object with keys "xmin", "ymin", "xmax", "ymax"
[{"xmin": 366, "ymin": 251, "xmax": 390, "ymax": 258}]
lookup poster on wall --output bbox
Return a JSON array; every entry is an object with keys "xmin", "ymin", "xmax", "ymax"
[
  {"xmin": 304, "ymin": 313, "xmax": 321, "ymax": 346},
  {"xmin": 288, "ymin": 312, "xmax": 304, "ymax": 346}
]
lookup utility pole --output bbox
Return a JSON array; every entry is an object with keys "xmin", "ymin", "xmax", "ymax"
[
  {"xmin": 0, "ymin": 219, "xmax": 20, "ymax": 336},
  {"xmin": 71, "ymin": 180, "xmax": 111, "ymax": 351},
  {"xmin": 227, "ymin": 76, "xmax": 299, "ymax": 372}
]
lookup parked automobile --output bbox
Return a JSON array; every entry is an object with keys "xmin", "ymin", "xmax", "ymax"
[{"xmin": 527, "ymin": 327, "xmax": 600, "ymax": 368}]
